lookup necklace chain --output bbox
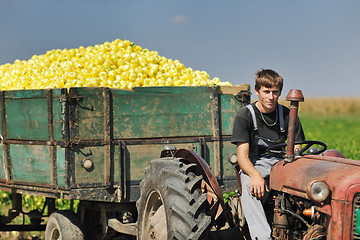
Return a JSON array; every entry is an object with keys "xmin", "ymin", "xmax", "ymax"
[{"xmin": 260, "ymin": 107, "xmax": 278, "ymax": 127}]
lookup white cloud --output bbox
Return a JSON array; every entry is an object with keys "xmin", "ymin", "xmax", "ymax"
[{"xmin": 171, "ymin": 15, "xmax": 191, "ymax": 24}]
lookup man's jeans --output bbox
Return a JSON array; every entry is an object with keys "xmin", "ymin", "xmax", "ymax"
[{"xmin": 240, "ymin": 157, "xmax": 279, "ymax": 240}]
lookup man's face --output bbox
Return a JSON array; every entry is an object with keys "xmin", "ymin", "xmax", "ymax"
[{"xmin": 255, "ymin": 85, "xmax": 281, "ymax": 113}]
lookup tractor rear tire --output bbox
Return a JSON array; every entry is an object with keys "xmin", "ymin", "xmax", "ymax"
[
  {"xmin": 45, "ymin": 210, "xmax": 85, "ymax": 240},
  {"xmin": 137, "ymin": 157, "xmax": 211, "ymax": 240}
]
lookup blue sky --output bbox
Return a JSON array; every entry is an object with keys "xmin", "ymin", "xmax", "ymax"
[{"xmin": 1, "ymin": 0, "xmax": 359, "ymax": 98}]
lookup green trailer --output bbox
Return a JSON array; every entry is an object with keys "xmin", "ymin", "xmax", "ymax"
[{"xmin": 0, "ymin": 85, "xmax": 250, "ymax": 239}]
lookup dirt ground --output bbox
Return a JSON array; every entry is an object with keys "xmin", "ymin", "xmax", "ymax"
[
  {"xmin": 208, "ymin": 227, "xmax": 247, "ymax": 240},
  {"xmin": 0, "ymin": 231, "xmax": 42, "ymax": 240},
  {"xmin": 109, "ymin": 225, "xmax": 248, "ymax": 240},
  {"xmin": 0, "ymin": 225, "xmax": 247, "ymax": 240}
]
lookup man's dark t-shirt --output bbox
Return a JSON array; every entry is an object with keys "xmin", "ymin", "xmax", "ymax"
[{"xmin": 231, "ymin": 102, "xmax": 306, "ymax": 157}]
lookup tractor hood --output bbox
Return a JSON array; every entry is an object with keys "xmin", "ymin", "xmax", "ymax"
[{"xmin": 270, "ymin": 155, "xmax": 360, "ymax": 202}]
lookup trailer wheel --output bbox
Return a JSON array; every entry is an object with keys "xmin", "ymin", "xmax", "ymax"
[
  {"xmin": 137, "ymin": 158, "xmax": 211, "ymax": 240},
  {"xmin": 45, "ymin": 210, "xmax": 84, "ymax": 240}
]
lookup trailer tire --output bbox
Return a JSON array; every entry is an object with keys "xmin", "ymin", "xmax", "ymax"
[
  {"xmin": 45, "ymin": 210, "xmax": 84, "ymax": 240},
  {"xmin": 137, "ymin": 158, "xmax": 211, "ymax": 240}
]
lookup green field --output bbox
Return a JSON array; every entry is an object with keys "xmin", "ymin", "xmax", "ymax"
[
  {"xmin": 299, "ymin": 113, "xmax": 360, "ymax": 160},
  {"xmin": 279, "ymin": 97, "xmax": 360, "ymax": 160}
]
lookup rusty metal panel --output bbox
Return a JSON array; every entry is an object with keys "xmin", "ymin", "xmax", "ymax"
[
  {"xmin": 0, "ymin": 144, "xmax": 5, "ymax": 179},
  {"xmin": 0, "ymin": 89, "xmax": 66, "ymax": 187},
  {"xmin": 205, "ymin": 142, "xmax": 215, "ymax": 170},
  {"xmin": 73, "ymin": 145, "xmax": 106, "ymax": 185},
  {"xmin": 202, "ymin": 139, "xmax": 238, "ymax": 176},
  {"xmin": 0, "ymin": 91, "xmax": 11, "ymax": 182},
  {"xmin": 56, "ymin": 146, "xmax": 66, "ymax": 186},
  {"xmin": 113, "ymin": 144, "xmax": 121, "ymax": 184},
  {"xmin": 221, "ymin": 140, "xmax": 237, "ymax": 177},
  {"xmin": 220, "ymin": 93, "xmax": 242, "ymax": 135},
  {"xmin": 112, "ymin": 86, "xmax": 213, "ymax": 139},
  {"xmin": 53, "ymin": 91, "xmax": 64, "ymax": 141},
  {"xmin": 0, "ymin": 93, "xmax": 3, "ymax": 140},
  {"xmin": 270, "ymin": 156, "xmax": 360, "ymax": 201},
  {"xmin": 126, "ymin": 143, "xmax": 201, "ymax": 181},
  {"xmin": 4, "ymin": 89, "xmax": 64, "ymax": 141},
  {"xmin": 6, "ymin": 91, "xmax": 49, "ymax": 140},
  {"xmin": 71, "ymin": 88, "xmax": 104, "ymax": 140},
  {"xmin": 69, "ymin": 88, "xmax": 105, "ymax": 141},
  {"xmin": 10, "ymin": 144, "xmax": 51, "ymax": 184}
]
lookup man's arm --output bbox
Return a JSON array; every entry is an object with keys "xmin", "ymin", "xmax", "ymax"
[{"xmin": 237, "ymin": 142, "xmax": 268, "ymax": 199}]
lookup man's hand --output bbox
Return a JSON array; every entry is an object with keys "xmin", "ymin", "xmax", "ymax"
[{"xmin": 249, "ymin": 170, "xmax": 268, "ymax": 199}]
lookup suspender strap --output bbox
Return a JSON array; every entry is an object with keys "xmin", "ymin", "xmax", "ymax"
[
  {"xmin": 278, "ymin": 104, "xmax": 285, "ymax": 133},
  {"xmin": 246, "ymin": 104, "xmax": 285, "ymax": 132},
  {"xmin": 246, "ymin": 105, "xmax": 257, "ymax": 131}
]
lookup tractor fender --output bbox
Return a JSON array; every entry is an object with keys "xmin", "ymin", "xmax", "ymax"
[{"xmin": 321, "ymin": 149, "xmax": 345, "ymax": 158}]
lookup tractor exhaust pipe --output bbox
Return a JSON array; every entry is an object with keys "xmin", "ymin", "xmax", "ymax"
[{"xmin": 285, "ymin": 89, "xmax": 304, "ymax": 162}]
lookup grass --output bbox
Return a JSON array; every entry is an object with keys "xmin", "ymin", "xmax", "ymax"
[
  {"xmin": 279, "ymin": 97, "xmax": 360, "ymax": 160},
  {"xmin": 300, "ymin": 113, "xmax": 360, "ymax": 160}
]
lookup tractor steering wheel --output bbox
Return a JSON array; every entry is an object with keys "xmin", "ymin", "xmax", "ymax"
[{"xmin": 266, "ymin": 140, "xmax": 327, "ymax": 158}]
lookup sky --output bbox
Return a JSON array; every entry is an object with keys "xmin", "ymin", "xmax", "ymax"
[{"xmin": 1, "ymin": 0, "xmax": 359, "ymax": 98}]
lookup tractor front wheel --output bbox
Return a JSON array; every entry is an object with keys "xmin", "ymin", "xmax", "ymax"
[{"xmin": 137, "ymin": 157, "xmax": 211, "ymax": 240}]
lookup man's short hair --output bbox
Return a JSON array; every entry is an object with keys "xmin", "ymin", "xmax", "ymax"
[{"xmin": 255, "ymin": 69, "xmax": 283, "ymax": 92}]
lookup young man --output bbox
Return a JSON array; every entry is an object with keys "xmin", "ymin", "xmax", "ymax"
[{"xmin": 231, "ymin": 69, "xmax": 305, "ymax": 240}]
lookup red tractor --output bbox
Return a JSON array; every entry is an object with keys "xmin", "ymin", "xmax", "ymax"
[
  {"xmin": 193, "ymin": 89, "xmax": 360, "ymax": 239},
  {"xmin": 225, "ymin": 89, "xmax": 359, "ymax": 240},
  {"xmin": 265, "ymin": 90, "xmax": 359, "ymax": 239}
]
